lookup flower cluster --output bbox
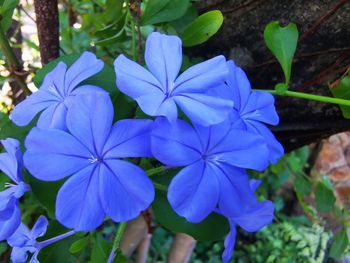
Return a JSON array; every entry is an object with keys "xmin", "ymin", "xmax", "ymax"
[{"xmin": 0, "ymin": 32, "xmax": 283, "ymax": 262}]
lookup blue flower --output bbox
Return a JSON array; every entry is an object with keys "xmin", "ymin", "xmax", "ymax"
[
  {"xmin": 0, "ymin": 138, "xmax": 30, "ymax": 241},
  {"xmin": 220, "ymin": 180, "xmax": 274, "ymax": 263},
  {"xmin": 10, "ymin": 52, "xmax": 105, "ymax": 130},
  {"xmin": 114, "ymin": 32, "xmax": 233, "ymax": 126},
  {"xmin": 7, "ymin": 215, "xmax": 48, "ymax": 263},
  {"xmin": 24, "ymin": 93, "xmax": 154, "ymax": 231},
  {"xmin": 210, "ymin": 60, "xmax": 284, "ymax": 163},
  {"xmin": 151, "ymin": 118, "xmax": 270, "ymax": 223}
]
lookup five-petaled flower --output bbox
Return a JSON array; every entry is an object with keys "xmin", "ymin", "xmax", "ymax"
[
  {"xmin": 7, "ymin": 215, "xmax": 48, "ymax": 263},
  {"xmin": 220, "ymin": 180, "xmax": 274, "ymax": 263},
  {"xmin": 114, "ymin": 32, "xmax": 233, "ymax": 126},
  {"xmin": 11, "ymin": 52, "xmax": 105, "ymax": 130},
  {"xmin": 24, "ymin": 93, "xmax": 154, "ymax": 231},
  {"xmin": 151, "ymin": 117, "xmax": 270, "ymax": 223},
  {"xmin": 0, "ymin": 138, "xmax": 30, "ymax": 241},
  {"xmin": 210, "ymin": 60, "xmax": 284, "ymax": 163}
]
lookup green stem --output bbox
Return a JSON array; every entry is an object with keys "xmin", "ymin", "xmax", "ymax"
[
  {"xmin": 153, "ymin": 182, "xmax": 168, "ymax": 191},
  {"xmin": 146, "ymin": 166, "xmax": 167, "ymax": 176},
  {"xmin": 129, "ymin": 13, "xmax": 137, "ymax": 61},
  {"xmin": 260, "ymin": 89, "xmax": 350, "ymax": 107},
  {"xmin": 107, "ymin": 222, "xmax": 127, "ymax": 263},
  {"xmin": 0, "ymin": 23, "xmax": 31, "ymax": 95}
]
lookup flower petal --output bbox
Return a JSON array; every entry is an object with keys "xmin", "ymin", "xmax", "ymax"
[
  {"xmin": 0, "ymin": 193, "xmax": 16, "ymax": 220},
  {"xmin": 56, "ymin": 165, "xmax": 105, "ymax": 231},
  {"xmin": 7, "ymin": 223, "xmax": 30, "ymax": 247},
  {"xmin": 226, "ymin": 60, "xmax": 251, "ymax": 110},
  {"xmin": 168, "ymin": 160, "xmax": 220, "ymax": 223},
  {"xmin": 173, "ymin": 55, "xmax": 228, "ymax": 94},
  {"xmin": 241, "ymin": 91, "xmax": 279, "ymax": 125},
  {"xmin": 70, "ymin": 84, "xmax": 106, "ymax": 95},
  {"xmin": 246, "ymin": 120, "xmax": 284, "ymax": 164},
  {"xmin": 103, "ymin": 119, "xmax": 153, "ymax": 159},
  {"xmin": 66, "ymin": 92, "xmax": 113, "ymax": 155},
  {"xmin": 222, "ymin": 221, "xmax": 237, "ymax": 263},
  {"xmin": 36, "ymin": 102, "xmax": 67, "ymax": 130},
  {"xmin": 30, "ymin": 215, "xmax": 48, "ymax": 239},
  {"xmin": 10, "ymin": 247, "xmax": 29, "ymax": 263},
  {"xmin": 151, "ymin": 118, "xmax": 202, "ymax": 167},
  {"xmin": 40, "ymin": 61, "xmax": 67, "ymax": 97},
  {"xmin": 0, "ymin": 138, "xmax": 22, "ymax": 183},
  {"xmin": 99, "ymin": 160, "xmax": 154, "ymax": 222},
  {"xmin": 145, "ymin": 32, "xmax": 182, "ymax": 91},
  {"xmin": 233, "ymin": 200, "xmax": 274, "ymax": 232},
  {"xmin": 10, "ymin": 90, "xmax": 60, "ymax": 127},
  {"xmin": 209, "ymin": 129, "xmax": 270, "ymax": 171},
  {"xmin": 24, "ymin": 127, "xmax": 91, "ymax": 181},
  {"xmin": 0, "ymin": 203, "xmax": 20, "ymax": 241},
  {"xmin": 64, "ymin": 51, "xmax": 104, "ymax": 94}
]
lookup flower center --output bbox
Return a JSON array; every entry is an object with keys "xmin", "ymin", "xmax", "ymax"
[{"xmin": 88, "ymin": 155, "xmax": 102, "ymax": 164}]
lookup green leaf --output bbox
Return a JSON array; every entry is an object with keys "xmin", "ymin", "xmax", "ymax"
[
  {"xmin": 91, "ymin": 235, "xmax": 110, "ymax": 263},
  {"xmin": 0, "ymin": 112, "xmax": 33, "ymax": 145},
  {"xmin": 294, "ymin": 175, "xmax": 311, "ymax": 196},
  {"xmin": 33, "ymin": 53, "xmax": 116, "ymax": 93},
  {"xmin": 315, "ymin": 178, "xmax": 336, "ymax": 213},
  {"xmin": 181, "ymin": 10, "xmax": 223, "ymax": 47},
  {"xmin": 26, "ymin": 174, "xmax": 64, "ymax": 218},
  {"xmin": 114, "ymin": 252, "xmax": 129, "ymax": 263},
  {"xmin": 0, "ymin": 0, "xmax": 19, "ymax": 31},
  {"xmin": 38, "ymin": 220, "xmax": 78, "ymax": 263},
  {"xmin": 141, "ymin": 0, "xmax": 189, "ymax": 26},
  {"xmin": 69, "ymin": 236, "xmax": 89, "ymax": 254},
  {"xmin": 152, "ymin": 190, "xmax": 229, "ymax": 241},
  {"xmin": 329, "ymin": 228, "xmax": 349, "ymax": 259},
  {"xmin": 264, "ymin": 21, "xmax": 299, "ymax": 84},
  {"xmin": 330, "ymin": 74, "xmax": 350, "ymax": 119}
]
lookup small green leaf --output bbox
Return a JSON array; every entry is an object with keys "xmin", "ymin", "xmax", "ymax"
[
  {"xmin": 69, "ymin": 236, "xmax": 89, "ymax": 254},
  {"xmin": 0, "ymin": 0, "xmax": 19, "ymax": 31},
  {"xmin": 329, "ymin": 228, "xmax": 349, "ymax": 259},
  {"xmin": 264, "ymin": 21, "xmax": 299, "ymax": 84},
  {"xmin": 0, "ymin": 112, "xmax": 33, "ymax": 145},
  {"xmin": 33, "ymin": 53, "xmax": 116, "ymax": 93},
  {"xmin": 114, "ymin": 252, "xmax": 129, "ymax": 263},
  {"xmin": 152, "ymin": 190, "xmax": 229, "ymax": 241},
  {"xmin": 91, "ymin": 235, "xmax": 110, "ymax": 263},
  {"xmin": 181, "ymin": 10, "xmax": 223, "ymax": 47},
  {"xmin": 315, "ymin": 178, "xmax": 336, "ymax": 213},
  {"xmin": 141, "ymin": 0, "xmax": 189, "ymax": 26},
  {"xmin": 294, "ymin": 175, "xmax": 311, "ymax": 196},
  {"xmin": 330, "ymin": 74, "xmax": 350, "ymax": 119}
]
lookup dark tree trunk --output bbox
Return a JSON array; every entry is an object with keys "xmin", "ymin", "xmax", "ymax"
[
  {"xmin": 192, "ymin": 0, "xmax": 350, "ymax": 152},
  {"xmin": 34, "ymin": 0, "xmax": 60, "ymax": 64}
]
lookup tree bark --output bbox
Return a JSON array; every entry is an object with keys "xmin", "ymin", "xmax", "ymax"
[
  {"xmin": 34, "ymin": 0, "xmax": 59, "ymax": 64},
  {"xmin": 192, "ymin": 0, "xmax": 350, "ymax": 152}
]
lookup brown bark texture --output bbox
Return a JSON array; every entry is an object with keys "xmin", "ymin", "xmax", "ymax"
[
  {"xmin": 34, "ymin": 0, "xmax": 59, "ymax": 64},
  {"xmin": 192, "ymin": 0, "xmax": 350, "ymax": 152}
]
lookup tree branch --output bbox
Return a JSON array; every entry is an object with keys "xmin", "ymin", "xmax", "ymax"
[
  {"xmin": 34, "ymin": 0, "xmax": 60, "ymax": 64},
  {"xmin": 167, "ymin": 233, "xmax": 196, "ymax": 263}
]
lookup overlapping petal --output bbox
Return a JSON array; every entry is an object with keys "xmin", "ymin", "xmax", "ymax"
[
  {"xmin": 209, "ymin": 129, "xmax": 270, "ymax": 171},
  {"xmin": 103, "ymin": 119, "xmax": 153, "ymax": 159},
  {"xmin": 24, "ymin": 128, "xmax": 91, "ymax": 181},
  {"xmin": 222, "ymin": 222, "xmax": 237, "ymax": 263},
  {"xmin": 151, "ymin": 118, "xmax": 202, "ymax": 167},
  {"xmin": 0, "ymin": 204, "xmax": 20, "ymax": 241},
  {"xmin": 99, "ymin": 160, "xmax": 154, "ymax": 222},
  {"xmin": 30, "ymin": 215, "xmax": 48, "ymax": 239},
  {"xmin": 66, "ymin": 93, "xmax": 113, "ymax": 155},
  {"xmin": 168, "ymin": 160, "xmax": 220, "ymax": 223},
  {"xmin": 56, "ymin": 165, "xmax": 105, "ymax": 231},
  {"xmin": 0, "ymin": 138, "xmax": 22, "ymax": 183}
]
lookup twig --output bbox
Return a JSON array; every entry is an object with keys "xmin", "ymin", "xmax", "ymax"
[
  {"xmin": 167, "ymin": 233, "xmax": 196, "ymax": 263},
  {"xmin": 299, "ymin": 0, "xmax": 348, "ymax": 44},
  {"xmin": 0, "ymin": 23, "xmax": 30, "ymax": 95},
  {"xmin": 222, "ymin": 0, "xmax": 260, "ymax": 14},
  {"xmin": 136, "ymin": 233, "xmax": 152, "ymax": 263}
]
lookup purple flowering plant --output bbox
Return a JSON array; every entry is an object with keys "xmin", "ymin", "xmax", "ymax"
[{"xmin": 0, "ymin": 32, "xmax": 283, "ymax": 262}]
